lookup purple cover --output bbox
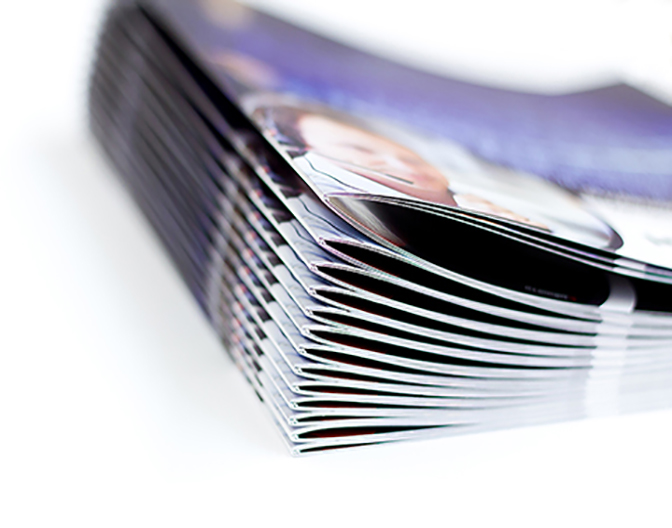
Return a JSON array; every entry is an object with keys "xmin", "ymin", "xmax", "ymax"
[{"xmin": 148, "ymin": 0, "xmax": 672, "ymax": 201}]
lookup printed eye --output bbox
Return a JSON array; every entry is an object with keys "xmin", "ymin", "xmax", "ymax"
[
  {"xmin": 342, "ymin": 143, "xmax": 375, "ymax": 154},
  {"xmin": 399, "ymin": 155, "xmax": 423, "ymax": 164}
]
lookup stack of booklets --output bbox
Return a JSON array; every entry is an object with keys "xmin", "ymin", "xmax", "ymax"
[{"xmin": 89, "ymin": 0, "xmax": 672, "ymax": 454}]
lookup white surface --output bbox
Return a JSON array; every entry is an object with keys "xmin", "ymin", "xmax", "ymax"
[{"xmin": 1, "ymin": 1, "xmax": 671, "ymax": 527}]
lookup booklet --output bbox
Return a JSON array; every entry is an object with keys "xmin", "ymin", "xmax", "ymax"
[{"xmin": 89, "ymin": 0, "xmax": 672, "ymax": 454}]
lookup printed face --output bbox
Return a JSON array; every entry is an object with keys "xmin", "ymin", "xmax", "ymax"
[
  {"xmin": 297, "ymin": 114, "xmax": 456, "ymax": 205},
  {"xmin": 456, "ymin": 194, "xmax": 549, "ymax": 230},
  {"xmin": 210, "ymin": 51, "xmax": 278, "ymax": 90}
]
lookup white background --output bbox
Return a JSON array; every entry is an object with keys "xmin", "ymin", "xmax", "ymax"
[{"xmin": 1, "ymin": 1, "xmax": 671, "ymax": 526}]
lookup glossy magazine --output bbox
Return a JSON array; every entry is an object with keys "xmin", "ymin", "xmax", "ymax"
[{"xmin": 89, "ymin": 0, "xmax": 672, "ymax": 454}]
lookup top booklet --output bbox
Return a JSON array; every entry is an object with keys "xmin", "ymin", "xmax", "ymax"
[{"xmin": 145, "ymin": 0, "xmax": 672, "ymax": 284}]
